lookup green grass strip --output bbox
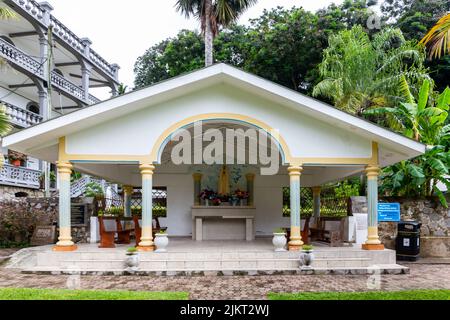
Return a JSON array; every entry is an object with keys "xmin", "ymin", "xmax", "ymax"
[
  {"xmin": 0, "ymin": 288, "xmax": 189, "ymax": 300},
  {"xmin": 268, "ymin": 290, "xmax": 450, "ymax": 300}
]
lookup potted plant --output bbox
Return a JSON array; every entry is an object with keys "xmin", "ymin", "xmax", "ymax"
[
  {"xmin": 125, "ymin": 247, "xmax": 139, "ymax": 271},
  {"xmin": 300, "ymin": 245, "xmax": 315, "ymax": 269},
  {"xmin": 8, "ymin": 150, "xmax": 26, "ymax": 167},
  {"xmin": 234, "ymin": 189, "xmax": 249, "ymax": 206},
  {"xmin": 83, "ymin": 182, "xmax": 103, "ymax": 204},
  {"xmin": 154, "ymin": 229, "xmax": 169, "ymax": 252},
  {"xmin": 199, "ymin": 189, "xmax": 215, "ymax": 206},
  {"xmin": 272, "ymin": 228, "xmax": 287, "ymax": 252}
]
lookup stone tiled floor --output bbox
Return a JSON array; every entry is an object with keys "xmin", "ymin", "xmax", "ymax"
[{"xmin": 0, "ymin": 263, "xmax": 449, "ymax": 300}]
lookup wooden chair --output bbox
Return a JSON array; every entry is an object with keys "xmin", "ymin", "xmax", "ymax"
[
  {"xmin": 309, "ymin": 217, "xmax": 346, "ymax": 246},
  {"xmin": 98, "ymin": 216, "xmax": 132, "ymax": 248},
  {"xmin": 132, "ymin": 216, "xmax": 164, "ymax": 246}
]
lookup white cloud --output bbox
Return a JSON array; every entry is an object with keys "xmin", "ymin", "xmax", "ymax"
[{"xmin": 49, "ymin": 0, "xmax": 344, "ymax": 88}]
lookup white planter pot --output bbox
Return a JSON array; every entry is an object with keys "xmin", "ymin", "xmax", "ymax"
[
  {"xmin": 125, "ymin": 253, "xmax": 139, "ymax": 271},
  {"xmin": 154, "ymin": 234, "xmax": 169, "ymax": 252},
  {"xmin": 300, "ymin": 250, "xmax": 315, "ymax": 269},
  {"xmin": 272, "ymin": 233, "xmax": 287, "ymax": 252}
]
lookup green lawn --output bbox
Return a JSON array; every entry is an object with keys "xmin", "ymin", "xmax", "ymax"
[
  {"xmin": 0, "ymin": 288, "xmax": 189, "ymax": 300},
  {"xmin": 268, "ymin": 290, "xmax": 450, "ymax": 300}
]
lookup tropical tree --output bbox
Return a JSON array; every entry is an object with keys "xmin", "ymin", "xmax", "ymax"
[
  {"xmin": 175, "ymin": 0, "xmax": 257, "ymax": 67},
  {"xmin": 313, "ymin": 26, "xmax": 430, "ymax": 116},
  {"xmin": 420, "ymin": 13, "xmax": 450, "ymax": 59},
  {"xmin": 0, "ymin": 105, "xmax": 12, "ymax": 167},
  {"xmin": 0, "ymin": 2, "xmax": 16, "ymax": 67},
  {"xmin": 367, "ymin": 80, "xmax": 450, "ymax": 204}
]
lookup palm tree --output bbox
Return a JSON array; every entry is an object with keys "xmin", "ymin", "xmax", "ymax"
[
  {"xmin": 0, "ymin": 2, "xmax": 16, "ymax": 68},
  {"xmin": 420, "ymin": 13, "xmax": 450, "ymax": 59},
  {"xmin": 313, "ymin": 26, "xmax": 430, "ymax": 116},
  {"xmin": 0, "ymin": 104, "xmax": 12, "ymax": 168},
  {"xmin": 175, "ymin": 0, "xmax": 257, "ymax": 67}
]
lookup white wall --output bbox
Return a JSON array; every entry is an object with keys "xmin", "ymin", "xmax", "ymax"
[
  {"xmin": 154, "ymin": 171, "xmax": 294, "ymax": 237},
  {"xmin": 65, "ymin": 84, "xmax": 373, "ymax": 160}
]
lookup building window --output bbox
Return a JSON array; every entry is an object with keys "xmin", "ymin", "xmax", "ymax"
[{"xmin": 26, "ymin": 102, "xmax": 40, "ymax": 115}]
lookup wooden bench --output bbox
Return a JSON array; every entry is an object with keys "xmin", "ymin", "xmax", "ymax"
[
  {"xmin": 98, "ymin": 216, "xmax": 132, "ymax": 248},
  {"xmin": 309, "ymin": 217, "xmax": 346, "ymax": 247},
  {"xmin": 284, "ymin": 217, "xmax": 311, "ymax": 245},
  {"xmin": 132, "ymin": 216, "xmax": 166, "ymax": 246}
]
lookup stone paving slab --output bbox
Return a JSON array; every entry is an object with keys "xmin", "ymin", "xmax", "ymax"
[{"xmin": 0, "ymin": 263, "xmax": 449, "ymax": 300}]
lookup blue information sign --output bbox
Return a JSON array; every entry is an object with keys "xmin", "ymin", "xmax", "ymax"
[{"xmin": 378, "ymin": 203, "xmax": 401, "ymax": 222}]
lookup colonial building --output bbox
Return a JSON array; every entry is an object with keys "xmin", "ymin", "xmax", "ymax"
[{"xmin": 0, "ymin": 0, "xmax": 120, "ymax": 195}]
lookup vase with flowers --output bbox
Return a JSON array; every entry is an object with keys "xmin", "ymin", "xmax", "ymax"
[
  {"xmin": 234, "ymin": 189, "xmax": 249, "ymax": 206},
  {"xmin": 199, "ymin": 189, "xmax": 216, "ymax": 206}
]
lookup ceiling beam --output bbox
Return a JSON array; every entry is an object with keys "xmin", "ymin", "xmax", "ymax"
[
  {"xmin": 54, "ymin": 106, "xmax": 82, "ymax": 110},
  {"xmin": 69, "ymin": 73, "xmax": 109, "ymax": 85},
  {"xmin": 55, "ymin": 62, "xmax": 81, "ymax": 67},
  {"xmin": 9, "ymin": 31, "xmax": 38, "ymax": 38},
  {"xmin": 9, "ymin": 83, "xmax": 36, "ymax": 89}
]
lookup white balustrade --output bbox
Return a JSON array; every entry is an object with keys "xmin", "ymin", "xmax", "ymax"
[
  {"xmin": 2, "ymin": 101, "xmax": 43, "ymax": 128},
  {"xmin": 8, "ymin": 0, "xmax": 118, "ymax": 80},
  {"xmin": 0, "ymin": 164, "xmax": 41, "ymax": 189}
]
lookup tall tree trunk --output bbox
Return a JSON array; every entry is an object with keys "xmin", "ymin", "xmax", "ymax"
[{"xmin": 204, "ymin": 0, "xmax": 213, "ymax": 67}]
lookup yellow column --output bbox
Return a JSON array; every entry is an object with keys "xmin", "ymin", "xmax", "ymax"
[
  {"xmin": 246, "ymin": 173, "xmax": 255, "ymax": 207},
  {"xmin": 53, "ymin": 161, "xmax": 77, "ymax": 251},
  {"xmin": 362, "ymin": 165, "xmax": 384, "ymax": 250},
  {"xmin": 288, "ymin": 166, "xmax": 304, "ymax": 251},
  {"xmin": 193, "ymin": 173, "xmax": 203, "ymax": 206},
  {"xmin": 138, "ymin": 164, "xmax": 156, "ymax": 251}
]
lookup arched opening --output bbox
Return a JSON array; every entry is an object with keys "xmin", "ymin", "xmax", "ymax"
[
  {"xmin": 152, "ymin": 114, "xmax": 291, "ymax": 166},
  {"xmin": 26, "ymin": 102, "xmax": 40, "ymax": 115}
]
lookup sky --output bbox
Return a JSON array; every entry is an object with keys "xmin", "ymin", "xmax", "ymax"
[{"xmin": 48, "ymin": 0, "xmax": 344, "ymax": 89}]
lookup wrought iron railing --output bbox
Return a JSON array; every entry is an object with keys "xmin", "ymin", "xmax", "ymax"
[
  {"xmin": 2, "ymin": 101, "xmax": 43, "ymax": 128},
  {"xmin": 0, "ymin": 164, "xmax": 41, "ymax": 189},
  {"xmin": 6, "ymin": 0, "xmax": 119, "ymax": 81}
]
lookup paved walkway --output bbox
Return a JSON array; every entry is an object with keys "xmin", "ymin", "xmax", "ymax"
[{"xmin": 0, "ymin": 263, "xmax": 449, "ymax": 299}]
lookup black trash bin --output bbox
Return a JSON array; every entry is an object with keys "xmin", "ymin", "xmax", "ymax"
[{"xmin": 396, "ymin": 221, "xmax": 422, "ymax": 261}]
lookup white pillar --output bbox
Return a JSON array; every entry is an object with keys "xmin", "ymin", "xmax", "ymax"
[
  {"xmin": 137, "ymin": 164, "xmax": 155, "ymax": 251},
  {"xmin": 53, "ymin": 161, "xmax": 77, "ymax": 251},
  {"xmin": 288, "ymin": 166, "xmax": 304, "ymax": 251}
]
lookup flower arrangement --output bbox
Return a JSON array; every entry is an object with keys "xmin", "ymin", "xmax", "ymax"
[
  {"xmin": 199, "ymin": 189, "xmax": 216, "ymax": 201},
  {"xmin": 234, "ymin": 189, "xmax": 249, "ymax": 200}
]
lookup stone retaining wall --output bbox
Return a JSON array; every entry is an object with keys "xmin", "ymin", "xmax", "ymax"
[
  {"xmin": 350, "ymin": 196, "xmax": 450, "ymax": 256},
  {"xmin": 0, "ymin": 197, "xmax": 91, "ymax": 245},
  {"xmin": 0, "ymin": 186, "xmax": 44, "ymax": 200}
]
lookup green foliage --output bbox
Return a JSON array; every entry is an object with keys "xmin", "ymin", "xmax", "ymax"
[
  {"xmin": 373, "ymin": 82, "xmax": 450, "ymax": 205},
  {"xmin": 0, "ymin": 288, "xmax": 189, "ymax": 300},
  {"xmin": 135, "ymin": 1, "xmax": 378, "ymax": 94},
  {"xmin": 126, "ymin": 247, "xmax": 138, "ymax": 253},
  {"xmin": 268, "ymin": 289, "xmax": 450, "ymax": 300},
  {"xmin": 0, "ymin": 104, "xmax": 12, "ymax": 137},
  {"xmin": 333, "ymin": 180, "xmax": 361, "ymax": 198},
  {"xmin": 273, "ymin": 228, "xmax": 286, "ymax": 234},
  {"xmin": 302, "ymin": 245, "xmax": 314, "ymax": 251},
  {"xmin": 84, "ymin": 182, "xmax": 104, "ymax": 198},
  {"xmin": 313, "ymin": 25, "xmax": 430, "ymax": 116}
]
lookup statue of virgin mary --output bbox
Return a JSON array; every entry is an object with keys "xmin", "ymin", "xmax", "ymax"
[{"xmin": 218, "ymin": 165, "xmax": 230, "ymax": 195}]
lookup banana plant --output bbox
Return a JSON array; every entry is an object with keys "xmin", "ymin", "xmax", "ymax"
[{"xmin": 367, "ymin": 80, "xmax": 450, "ymax": 206}]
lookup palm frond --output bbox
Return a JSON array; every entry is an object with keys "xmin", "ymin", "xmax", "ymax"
[
  {"xmin": 0, "ymin": 104, "xmax": 12, "ymax": 137},
  {"xmin": 0, "ymin": 7, "xmax": 16, "ymax": 19},
  {"xmin": 420, "ymin": 13, "xmax": 450, "ymax": 59}
]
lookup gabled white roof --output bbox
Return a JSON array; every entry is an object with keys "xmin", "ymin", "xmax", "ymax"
[{"xmin": 3, "ymin": 63, "xmax": 425, "ymax": 162}]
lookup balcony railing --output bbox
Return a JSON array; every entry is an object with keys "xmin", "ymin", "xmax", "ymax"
[
  {"xmin": 2, "ymin": 101, "xmax": 43, "ymax": 128},
  {"xmin": 6, "ymin": 0, "xmax": 119, "ymax": 82},
  {"xmin": 0, "ymin": 164, "xmax": 41, "ymax": 189},
  {"xmin": 0, "ymin": 37, "xmax": 100, "ymax": 105}
]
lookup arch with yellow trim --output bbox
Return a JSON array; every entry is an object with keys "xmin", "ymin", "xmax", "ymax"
[{"xmin": 150, "ymin": 113, "xmax": 294, "ymax": 165}]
